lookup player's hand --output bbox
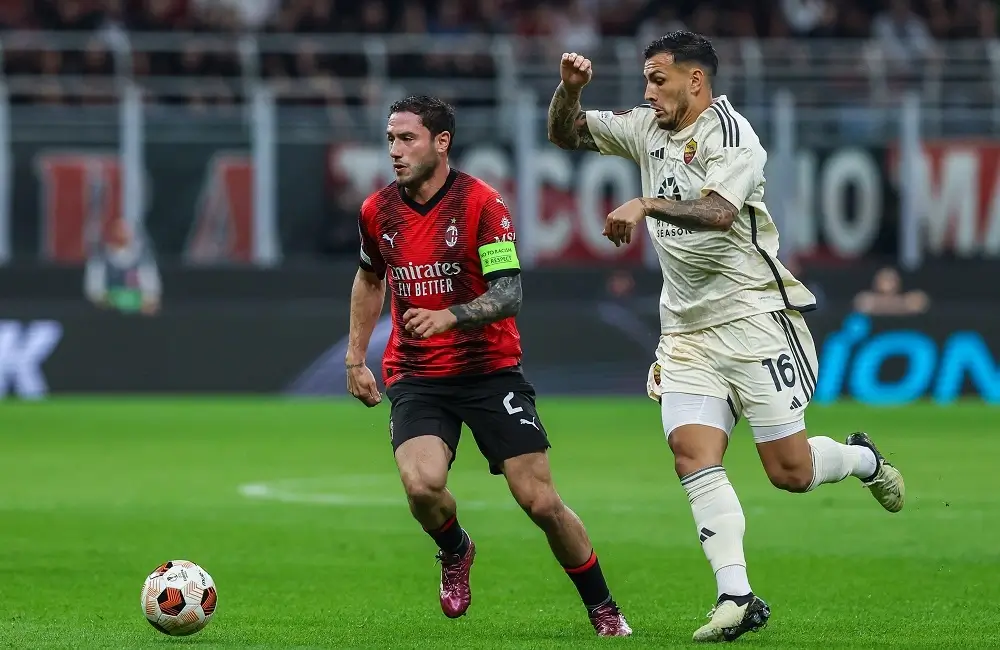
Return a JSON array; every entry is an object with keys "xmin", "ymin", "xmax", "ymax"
[
  {"xmin": 603, "ymin": 198, "xmax": 646, "ymax": 247},
  {"xmin": 560, "ymin": 52, "xmax": 592, "ymax": 91},
  {"xmin": 347, "ymin": 362, "xmax": 382, "ymax": 407},
  {"xmin": 403, "ymin": 308, "xmax": 457, "ymax": 339}
]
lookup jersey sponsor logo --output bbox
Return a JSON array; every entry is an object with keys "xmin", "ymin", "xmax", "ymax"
[
  {"xmin": 684, "ymin": 139, "xmax": 698, "ymax": 165},
  {"xmin": 382, "ymin": 232, "xmax": 398, "ymax": 248},
  {"xmin": 656, "ymin": 177, "xmax": 683, "ymax": 202},
  {"xmin": 649, "ymin": 147, "xmax": 665, "ymax": 160},
  {"xmin": 655, "ymin": 224, "xmax": 695, "ymax": 238},
  {"xmin": 389, "ymin": 260, "xmax": 461, "ymax": 298}
]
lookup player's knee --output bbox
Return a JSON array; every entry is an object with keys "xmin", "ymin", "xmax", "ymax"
[
  {"xmin": 516, "ymin": 487, "xmax": 565, "ymax": 526},
  {"xmin": 670, "ymin": 443, "xmax": 721, "ymax": 479},
  {"xmin": 399, "ymin": 467, "xmax": 448, "ymax": 507},
  {"xmin": 759, "ymin": 437, "xmax": 814, "ymax": 493},
  {"xmin": 767, "ymin": 466, "xmax": 812, "ymax": 493}
]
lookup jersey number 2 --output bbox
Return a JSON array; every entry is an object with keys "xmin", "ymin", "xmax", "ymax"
[
  {"xmin": 762, "ymin": 354, "xmax": 796, "ymax": 392},
  {"xmin": 503, "ymin": 392, "xmax": 523, "ymax": 415}
]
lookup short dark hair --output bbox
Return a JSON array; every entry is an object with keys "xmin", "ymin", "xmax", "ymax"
[
  {"xmin": 643, "ymin": 31, "xmax": 719, "ymax": 78},
  {"xmin": 388, "ymin": 95, "xmax": 456, "ymax": 151}
]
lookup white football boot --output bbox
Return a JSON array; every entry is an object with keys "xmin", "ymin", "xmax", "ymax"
[
  {"xmin": 692, "ymin": 594, "xmax": 770, "ymax": 643},
  {"xmin": 846, "ymin": 432, "xmax": 905, "ymax": 513}
]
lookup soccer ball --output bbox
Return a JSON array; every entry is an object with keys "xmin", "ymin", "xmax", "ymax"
[{"xmin": 141, "ymin": 560, "xmax": 218, "ymax": 636}]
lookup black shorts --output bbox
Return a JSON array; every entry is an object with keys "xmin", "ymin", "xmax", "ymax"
[{"xmin": 385, "ymin": 366, "xmax": 551, "ymax": 475}]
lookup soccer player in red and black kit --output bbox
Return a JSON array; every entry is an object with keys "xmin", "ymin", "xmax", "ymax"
[{"xmin": 345, "ymin": 95, "xmax": 631, "ymax": 637}]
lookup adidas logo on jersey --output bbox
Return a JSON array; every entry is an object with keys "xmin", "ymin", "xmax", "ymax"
[
  {"xmin": 790, "ymin": 396, "xmax": 804, "ymax": 410},
  {"xmin": 649, "ymin": 147, "xmax": 665, "ymax": 160}
]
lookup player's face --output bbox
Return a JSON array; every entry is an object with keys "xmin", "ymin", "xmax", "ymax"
[
  {"xmin": 643, "ymin": 53, "xmax": 692, "ymax": 131},
  {"xmin": 386, "ymin": 111, "xmax": 449, "ymax": 189}
]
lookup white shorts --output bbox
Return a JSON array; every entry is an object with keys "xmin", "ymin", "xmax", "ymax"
[{"xmin": 647, "ymin": 310, "xmax": 818, "ymax": 443}]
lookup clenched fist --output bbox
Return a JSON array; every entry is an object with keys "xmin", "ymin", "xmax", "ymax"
[{"xmin": 560, "ymin": 52, "xmax": 592, "ymax": 91}]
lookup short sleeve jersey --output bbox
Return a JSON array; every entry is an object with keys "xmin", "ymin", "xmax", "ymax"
[
  {"xmin": 358, "ymin": 170, "xmax": 522, "ymax": 386},
  {"xmin": 585, "ymin": 96, "xmax": 816, "ymax": 334}
]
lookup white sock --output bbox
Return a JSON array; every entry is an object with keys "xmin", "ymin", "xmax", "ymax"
[
  {"xmin": 682, "ymin": 465, "xmax": 752, "ymax": 599},
  {"xmin": 806, "ymin": 436, "xmax": 878, "ymax": 491}
]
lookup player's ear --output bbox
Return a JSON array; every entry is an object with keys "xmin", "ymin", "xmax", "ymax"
[
  {"xmin": 436, "ymin": 131, "xmax": 451, "ymax": 155},
  {"xmin": 690, "ymin": 67, "xmax": 706, "ymax": 95}
]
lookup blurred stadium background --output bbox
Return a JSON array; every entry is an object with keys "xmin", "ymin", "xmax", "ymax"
[
  {"xmin": 0, "ymin": 0, "xmax": 996, "ymax": 400},
  {"xmin": 1, "ymin": 1, "xmax": 998, "ymax": 648}
]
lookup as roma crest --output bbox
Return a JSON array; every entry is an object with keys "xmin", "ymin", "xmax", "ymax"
[{"xmin": 683, "ymin": 139, "xmax": 698, "ymax": 165}]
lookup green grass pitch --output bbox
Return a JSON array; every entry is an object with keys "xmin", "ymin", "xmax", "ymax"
[{"xmin": 0, "ymin": 398, "xmax": 996, "ymax": 648}]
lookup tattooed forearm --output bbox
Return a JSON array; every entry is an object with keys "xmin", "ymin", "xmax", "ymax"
[
  {"xmin": 639, "ymin": 192, "xmax": 738, "ymax": 231},
  {"xmin": 547, "ymin": 83, "xmax": 598, "ymax": 151},
  {"xmin": 449, "ymin": 275, "xmax": 522, "ymax": 329}
]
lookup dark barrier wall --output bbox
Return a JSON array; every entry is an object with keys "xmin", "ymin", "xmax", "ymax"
[{"xmin": 0, "ymin": 264, "xmax": 997, "ymax": 404}]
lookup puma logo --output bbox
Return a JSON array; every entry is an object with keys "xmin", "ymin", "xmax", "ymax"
[
  {"xmin": 520, "ymin": 417, "xmax": 539, "ymax": 430},
  {"xmin": 382, "ymin": 232, "xmax": 398, "ymax": 248}
]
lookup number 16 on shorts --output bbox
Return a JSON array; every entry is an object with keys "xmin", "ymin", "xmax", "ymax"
[
  {"xmin": 760, "ymin": 349, "xmax": 815, "ymax": 408},
  {"xmin": 761, "ymin": 354, "xmax": 796, "ymax": 392}
]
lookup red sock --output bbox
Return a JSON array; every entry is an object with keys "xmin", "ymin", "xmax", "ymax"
[
  {"xmin": 425, "ymin": 515, "xmax": 469, "ymax": 556},
  {"xmin": 564, "ymin": 551, "xmax": 612, "ymax": 612}
]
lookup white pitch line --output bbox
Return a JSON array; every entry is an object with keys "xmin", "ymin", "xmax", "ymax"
[{"xmin": 237, "ymin": 477, "xmax": 514, "ymax": 510}]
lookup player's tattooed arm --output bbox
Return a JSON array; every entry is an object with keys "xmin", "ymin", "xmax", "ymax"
[
  {"xmin": 639, "ymin": 192, "xmax": 738, "ymax": 231},
  {"xmin": 547, "ymin": 83, "xmax": 598, "ymax": 152},
  {"xmin": 449, "ymin": 275, "xmax": 523, "ymax": 328}
]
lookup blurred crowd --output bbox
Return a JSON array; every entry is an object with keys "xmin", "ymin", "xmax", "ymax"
[
  {"xmin": 0, "ymin": 0, "xmax": 996, "ymax": 39},
  {"xmin": 0, "ymin": 0, "xmax": 995, "ymax": 108}
]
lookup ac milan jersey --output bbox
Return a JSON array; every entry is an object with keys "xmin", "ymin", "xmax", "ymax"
[{"xmin": 358, "ymin": 169, "xmax": 522, "ymax": 386}]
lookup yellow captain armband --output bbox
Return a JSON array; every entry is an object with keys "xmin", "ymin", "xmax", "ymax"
[{"xmin": 478, "ymin": 241, "xmax": 520, "ymax": 276}]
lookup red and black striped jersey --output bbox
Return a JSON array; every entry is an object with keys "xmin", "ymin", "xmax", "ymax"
[{"xmin": 359, "ymin": 169, "xmax": 522, "ymax": 386}]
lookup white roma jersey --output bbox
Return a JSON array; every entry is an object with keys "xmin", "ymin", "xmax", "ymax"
[{"xmin": 585, "ymin": 96, "xmax": 816, "ymax": 334}]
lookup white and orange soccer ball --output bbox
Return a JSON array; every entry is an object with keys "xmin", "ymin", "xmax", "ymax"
[{"xmin": 140, "ymin": 560, "xmax": 218, "ymax": 636}]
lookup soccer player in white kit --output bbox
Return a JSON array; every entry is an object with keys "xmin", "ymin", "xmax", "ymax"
[{"xmin": 547, "ymin": 31, "xmax": 906, "ymax": 643}]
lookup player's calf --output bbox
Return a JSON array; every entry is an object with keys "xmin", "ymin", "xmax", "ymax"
[
  {"xmin": 396, "ymin": 437, "xmax": 456, "ymax": 526},
  {"xmin": 395, "ymin": 436, "xmax": 476, "ymax": 618},
  {"xmin": 668, "ymin": 417, "xmax": 756, "ymax": 612},
  {"xmin": 503, "ymin": 452, "xmax": 631, "ymax": 636},
  {"xmin": 756, "ymin": 427, "xmax": 879, "ymax": 494}
]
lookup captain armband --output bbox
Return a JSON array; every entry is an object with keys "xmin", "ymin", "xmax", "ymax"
[{"xmin": 478, "ymin": 241, "xmax": 520, "ymax": 277}]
